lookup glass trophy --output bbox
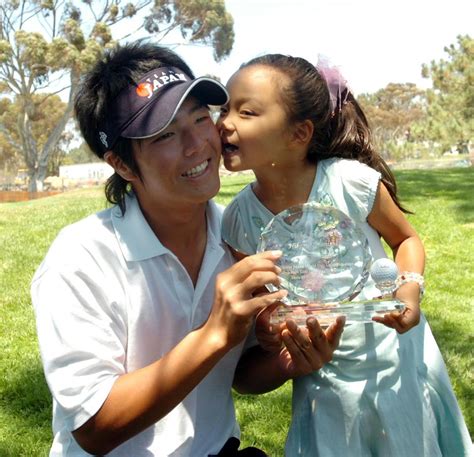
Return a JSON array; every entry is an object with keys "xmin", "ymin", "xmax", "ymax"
[{"xmin": 256, "ymin": 202, "xmax": 404, "ymax": 326}]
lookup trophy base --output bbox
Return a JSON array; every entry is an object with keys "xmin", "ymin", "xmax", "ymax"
[{"xmin": 270, "ymin": 299, "xmax": 404, "ymax": 327}]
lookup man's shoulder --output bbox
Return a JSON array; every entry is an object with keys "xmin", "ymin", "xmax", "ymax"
[
  {"xmin": 32, "ymin": 206, "xmax": 118, "ymax": 284},
  {"xmin": 47, "ymin": 207, "xmax": 116, "ymax": 261},
  {"xmin": 59, "ymin": 207, "xmax": 114, "ymax": 241}
]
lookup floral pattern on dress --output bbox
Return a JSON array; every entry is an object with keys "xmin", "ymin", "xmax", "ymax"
[
  {"xmin": 312, "ymin": 191, "xmax": 335, "ymax": 208},
  {"xmin": 252, "ymin": 216, "xmax": 266, "ymax": 232}
]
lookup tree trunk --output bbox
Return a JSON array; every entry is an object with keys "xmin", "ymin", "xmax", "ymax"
[{"xmin": 21, "ymin": 72, "xmax": 79, "ymax": 192}]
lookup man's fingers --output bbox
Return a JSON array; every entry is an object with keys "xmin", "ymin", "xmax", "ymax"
[
  {"xmin": 323, "ymin": 315, "xmax": 346, "ymax": 350},
  {"xmin": 305, "ymin": 318, "xmax": 335, "ymax": 363},
  {"xmin": 248, "ymin": 289, "xmax": 288, "ymax": 315},
  {"xmin": 230, "ymin": 250, "xmax": 282, "ymax": 279},
  {"xmin": 241, "ymin": 270, "xmax": 281, "ymax": 293},
  {"xmin": 284, "ymin": 319, "xmax": 329, "ymax": 371},
  {"xmin": 281, "ymin": 329, "xmax": 313, "ymax": 372}
]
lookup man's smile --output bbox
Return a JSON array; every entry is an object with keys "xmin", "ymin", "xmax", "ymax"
[{"xmin": 182, "ymin": 159, "xmax": 210, "ymax": 177}]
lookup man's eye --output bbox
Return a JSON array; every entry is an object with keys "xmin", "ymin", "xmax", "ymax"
[
  {"xmin": 196, "ymin": 114, "xmax": 211, "ymax": 123},
  {"xmin": 154, "ymin": 132, "xmax": 174, "ymax": 142}
]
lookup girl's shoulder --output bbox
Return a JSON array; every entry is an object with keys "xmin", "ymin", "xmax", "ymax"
[
  {"xmin": 320, "ymin": 157, "xmax": 380, "ymax": 181},
  {"xmin": 318, "ymin": 158, "xmax": 381, "ymax": 218},
  {"xmin": 222, "ymin": 183, "xmax": 253, "ymax": 220},
  {"xmin": 222, "ymin": 183, "xmax": 262, "ymax": 255}
]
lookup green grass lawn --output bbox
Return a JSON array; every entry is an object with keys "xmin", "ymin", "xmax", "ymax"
[{"xmin": 0, "ymin": 168, "xmax": 472, "ymax": 456}]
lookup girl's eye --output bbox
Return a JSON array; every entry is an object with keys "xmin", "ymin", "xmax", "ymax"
[
  {"xmin": 220, "ymin": 106, "xmax": 229, "ymax": 116},
  {"xmin": 240, "ymin": 109, "xmax": 256, "ymax": 116}
]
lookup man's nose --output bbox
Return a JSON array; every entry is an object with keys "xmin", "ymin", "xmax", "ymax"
[{"xmin": 183, "ymin": 126, "xmax": 206, "ymax": 156}]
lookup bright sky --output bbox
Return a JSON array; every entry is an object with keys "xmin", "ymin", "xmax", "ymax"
[{"xmin": 168, "ymin": 0, "xmax": 473, "ymax": 95}]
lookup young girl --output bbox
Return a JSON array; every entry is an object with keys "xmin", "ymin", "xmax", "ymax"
[{"xmin": 219, "ymin": 54, "xmax": 472, "ymax": 456}]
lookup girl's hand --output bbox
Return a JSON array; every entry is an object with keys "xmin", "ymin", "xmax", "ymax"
[{"xmin": 372, "ymin": 282, "xmax": 421, "ymax": 333}]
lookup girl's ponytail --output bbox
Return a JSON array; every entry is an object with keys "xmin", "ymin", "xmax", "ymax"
[{"xmin": 322, "ymin": 92, "xmax": 411, "ymax": 213}]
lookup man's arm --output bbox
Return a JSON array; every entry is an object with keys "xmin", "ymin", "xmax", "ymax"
[
  {"xmin": 234, "ymin": 316, "xmax": 345, "ymax": 394},
  {"xmin": 72, "ymin": 251, "xmax": 286, "ymax": 455}
]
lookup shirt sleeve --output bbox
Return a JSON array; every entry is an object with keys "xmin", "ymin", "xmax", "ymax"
[
  {"xmin": 338, "ymin": 159, "xmax": 381, "ymax": 220},
  {"xmin": 221, "ymin": 198, "xmax": 257, "ymax": 256},
  {"xmin": 31, "ymin": 236, "xmax": 127, "ymax": 432}
]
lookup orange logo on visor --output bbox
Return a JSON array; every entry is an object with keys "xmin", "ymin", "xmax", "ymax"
[{"xmin": 136, "ymin": 82, "xmax": 153, "ymax": 98}]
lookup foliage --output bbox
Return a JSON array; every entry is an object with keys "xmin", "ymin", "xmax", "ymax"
[
  {"xmin": 0, "ymin": 168, "xmax": 472, "ymax": 455},
  {"xmin": 358, "ymin": 83, "xmax": 426, "ymax": 161},
  {"xmin": 63, "ymin": 143, "xmax": 101, "ymax": 167},
  {"xmin": 358, "ymin": 35, "xmax": 473, "ymax": 161},
  {"xmin": 0, "ymin": 93, "xmax": 69, "ymax": 175},
  {"xmin": 146, "ymin": 0, "xmax": 234, "ymax": 61},
  {"xmin": 420, "ymin": 35, "xmax": 474, "ymax": 153},
  {"xmin": 0, "ymin": 0, "xmax": 234, "ymax": 191}
]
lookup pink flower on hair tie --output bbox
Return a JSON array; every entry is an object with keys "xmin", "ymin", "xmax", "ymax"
[{"xmin": 316, "ymin": 55, "xmax": 350, "ymax": 114}]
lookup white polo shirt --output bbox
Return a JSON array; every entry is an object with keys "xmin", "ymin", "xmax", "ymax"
[{"xmin": 32, "ymin": 194, "xmax": 245, "ymax": 456}]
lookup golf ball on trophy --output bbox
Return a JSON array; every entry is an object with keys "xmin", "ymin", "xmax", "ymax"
[{"xmin": 370, "ymin": 258, "xmax": 398, "ymax": 295}]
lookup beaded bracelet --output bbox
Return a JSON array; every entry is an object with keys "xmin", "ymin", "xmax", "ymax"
[{"xmin": 396, "ymin": 272, "xmax": 425, "ymax": 299}]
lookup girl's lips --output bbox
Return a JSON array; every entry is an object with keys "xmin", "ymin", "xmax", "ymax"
[{"xmin": 222, "ymin": 143, "xmax": 239, "ymax": 154}]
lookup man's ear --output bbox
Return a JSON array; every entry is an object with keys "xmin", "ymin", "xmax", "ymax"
[
  {"xmin": 104, "ymin": 151, "xmax": 136, "ymax": 182},
  {"xmin": 290, "ymin": 120, "xmax": 314, "ymax": 147}
]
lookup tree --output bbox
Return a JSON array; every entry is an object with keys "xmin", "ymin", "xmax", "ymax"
[
  {"xmin": 47, "ymin": 130, "xmax": 75, "ymax": 177},
  {"xmin": 63, "ymin": 142, "xmax": 99, "ymax": 166},
  {"xmin": 0, "ymin": 93, "xmax": 68, "ymax": 176},
  {"xmin": 0, "ymin": 98, "xmax": 21, "ymax": 174},
  {"xmin": 421, "ymin": 35, "xmax": 473, "ymax": 154},
  {"xmin": 358, "ymin": 83, "xmax": 426, "ymax": 161},
  {"xmin": 0, "ymin": 0, "xmax": 234, "ymax": 191}
]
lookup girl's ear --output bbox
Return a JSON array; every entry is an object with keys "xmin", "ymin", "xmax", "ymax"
[
  {"xmin": 104, "ymin": 151, "xmax": 137, "ymax": 182},
  {"xmin": 291, "ymin": 120, "xmax": 314, "ymax": 147}
]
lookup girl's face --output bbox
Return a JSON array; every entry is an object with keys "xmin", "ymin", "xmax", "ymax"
[{"xmin": 218, "ymin": 65, "xmax": 295, "ymax": 172}]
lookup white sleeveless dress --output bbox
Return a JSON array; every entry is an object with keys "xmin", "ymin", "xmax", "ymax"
[{"xmin": 222, "ymin": 158, "xmax": 472, "ymax": 456}]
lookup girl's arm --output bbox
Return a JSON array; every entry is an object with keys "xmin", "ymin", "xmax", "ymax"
[{"xmin": 368, "ymin": 182, "xmax": 425, "ymax": 333}]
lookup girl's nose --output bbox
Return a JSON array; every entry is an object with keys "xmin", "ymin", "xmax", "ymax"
[{"xmin": 216, "ymin": 108, "xmax": 232, "ymax": 134}]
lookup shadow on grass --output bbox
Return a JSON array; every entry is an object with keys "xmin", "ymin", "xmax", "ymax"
[
  {"xmin": 235, "ymin": 385, "xmax": 292, "ymax": 456},
  {"xmin": 426, "ymin": 312, "xmax": 474, "ymax": 424},
  {"xmin": 0, "ymin": 359, "xmax": 51, "ymax": 456},
  {"xmin": 396, "ymin": 168, "xmax": 474, "ymax": 223}
]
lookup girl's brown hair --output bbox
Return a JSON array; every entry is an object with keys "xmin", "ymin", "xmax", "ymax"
[{"xmin": 241, "ymin": 54, "xmax": 410, "ymax": 213}]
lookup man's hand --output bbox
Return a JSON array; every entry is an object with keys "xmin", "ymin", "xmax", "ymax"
[
  {"xmin": 254, "ymin": 303, "xmax": 286, "ymax": 353},
  {"xmin": 256, "ymin": 306, "xmax": 345, "ymax": 376},
  {"xmin": 277, "ymin": 316, "xmax": 345, "ymax": 377},
  {"xmin": 206, "ymin": 251, "xmax": 288, "ymax": 348},
  {"xmin": 234, "ymin": 313, "xmax": 345, "ymax": 394}
]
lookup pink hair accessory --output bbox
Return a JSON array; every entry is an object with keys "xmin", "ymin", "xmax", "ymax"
[{"xmin": 316, "ymin": 55, "xmax": 350, "ymax": 115}]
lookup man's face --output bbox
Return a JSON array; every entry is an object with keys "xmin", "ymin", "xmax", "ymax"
[{"xmin": 130, "ymin": 96, "xmax": 222, "ymax": 211}]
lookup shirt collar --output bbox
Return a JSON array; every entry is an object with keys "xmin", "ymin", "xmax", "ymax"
[{"xmin": 112, "ymin": 193, "xmax": 224, "ymax": 262}]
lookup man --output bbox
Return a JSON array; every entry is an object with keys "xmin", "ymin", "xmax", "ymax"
[{"xmin": 32, "ymin": 41, "xmax": 344, "ymax": 456}]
